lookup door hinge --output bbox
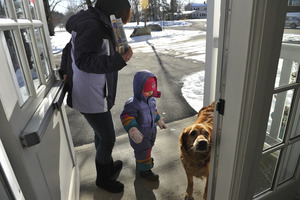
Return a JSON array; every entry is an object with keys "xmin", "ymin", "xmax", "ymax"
[{"xmin": 216, "ymin": 99, "xmax": 225, "ymax": 115}]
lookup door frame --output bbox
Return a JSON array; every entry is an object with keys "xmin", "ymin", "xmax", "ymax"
[{"xmin": 206, "ymin": 0, "xmax": 300, "ymax": 199}]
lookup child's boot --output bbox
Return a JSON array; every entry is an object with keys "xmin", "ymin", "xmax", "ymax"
[{"xmin": 140, "ymin": 169, "xmax": 159, "ymax": 181}]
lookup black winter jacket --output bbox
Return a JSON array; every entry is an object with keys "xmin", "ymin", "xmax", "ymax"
[{"xmin": 65, "ymin": 7, "xmax": 127, "ymax": 112}]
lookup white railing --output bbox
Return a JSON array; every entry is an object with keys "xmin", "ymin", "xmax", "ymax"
[{"xmin": 266, "ymin": 43, "xmax": 300, "ymax": 146}]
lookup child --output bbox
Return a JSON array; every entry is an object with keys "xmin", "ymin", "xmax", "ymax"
[{"xmin": 120, "ymin": 70, "xmax": 167, "ymax": 181}]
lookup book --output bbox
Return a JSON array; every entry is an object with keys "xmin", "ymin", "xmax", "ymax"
[{"xmin": 110, "ymin": 15, "xmax": 128, "ymax": 55}]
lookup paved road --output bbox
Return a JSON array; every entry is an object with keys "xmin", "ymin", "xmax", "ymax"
[{"xmin": 66, "ymin": 20, "xmax": 206, "ymax": 147}]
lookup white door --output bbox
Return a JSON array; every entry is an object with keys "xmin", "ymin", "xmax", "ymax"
[
  {"xmin": 206, "ymin": 0, "xmax": 300, "ymax": 199},
  {"xmin": 0, "ymin": 1, "xmax": 79, "ymax": 200}
]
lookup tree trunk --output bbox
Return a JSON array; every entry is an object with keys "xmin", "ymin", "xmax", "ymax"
[
  {"xmin": 144, "ymin": 9, "xmax": 147, "ymax": 27},
  {"xmin": 43, "ymin": 0, "xmax": 55, "ymax": 36},
  {"xmin": 135, "ymin": 1, "xmax": 140, "ymax": 25}
]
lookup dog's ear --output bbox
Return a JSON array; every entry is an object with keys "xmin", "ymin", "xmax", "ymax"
[
  {"xmin": 205, "ymin": 124, "xmax": 213, "ymax": 141},
  {"xmin": 179, "ymin": 128, "xmax": 188, "ymax": 152}
]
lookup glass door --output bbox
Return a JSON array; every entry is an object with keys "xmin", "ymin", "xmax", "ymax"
[
  {"xmin": 254, "ymin": 3, "xmax": 300, "ymax": 198},
  {"xmin": 207, "ymin": 0, "xmax": 300, "ymax": 199}
]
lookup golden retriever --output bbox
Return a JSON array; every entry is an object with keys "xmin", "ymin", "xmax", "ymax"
[{"xmin": 179, "ymin": 101, "xmax": 214, "ymax": 200}]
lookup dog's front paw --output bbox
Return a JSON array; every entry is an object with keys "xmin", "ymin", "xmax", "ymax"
[{"xmin": 184, "ymin": 193, "xmax": 194, "ymax": 200}]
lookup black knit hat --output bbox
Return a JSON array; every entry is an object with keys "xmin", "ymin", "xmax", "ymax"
[{"xmin": 95, "ymin": 0, "xmax": 131, "ymax": 16}]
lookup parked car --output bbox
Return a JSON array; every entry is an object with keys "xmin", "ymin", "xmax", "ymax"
[{"xmin": 285, "ymin": 16, "xmax": 300, "ymax": 29}]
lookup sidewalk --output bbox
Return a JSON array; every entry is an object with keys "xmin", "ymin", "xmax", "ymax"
[{"xmin": 75, "ymin": 115, "xmax": 206, "ymax": 200}]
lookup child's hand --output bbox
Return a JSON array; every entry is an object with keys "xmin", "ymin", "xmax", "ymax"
[
  {"xmin": 129, "ymin": 127, "xmax": 143, "ymax": 144},
  {"xmin": 157, "ymin": 119, "xmax": 167, "ymax": 129}
]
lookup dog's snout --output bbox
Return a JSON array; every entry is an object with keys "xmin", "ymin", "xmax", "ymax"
[
  {"xmin": 196, "ymin": 140, "xmax": 208, "ymax": 152},
  {"xmin": 198, "ymin": 140, "xmax": 207, "ymax": 149}
]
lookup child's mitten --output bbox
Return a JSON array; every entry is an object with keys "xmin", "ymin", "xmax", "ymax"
[
  {"xmin": 129, "ymin": 127, "xmax": 144, "ymax": 143},
  {"xmin": 157, "ymin": 119, "xmax": 167, "ymax": 129}
]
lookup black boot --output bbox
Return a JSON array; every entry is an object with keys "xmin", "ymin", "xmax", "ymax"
[
  {"xmin": 95, "ymin": 160, "xmax": 124, "ymax": 193},
  {"xmin": 110, "ymin": 159, "xmax": 123, "ymax": 180},
  {"xmin": 140, "ymin": 170, "xmax": 159, "ymax": 181}
]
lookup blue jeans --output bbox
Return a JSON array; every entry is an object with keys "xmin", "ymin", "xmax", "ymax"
[{"xmin": 81, "ymin": 111, "xmax": 116, "ymax": 165}]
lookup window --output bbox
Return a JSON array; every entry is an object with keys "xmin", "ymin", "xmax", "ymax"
[
  {"xmin": 13, "ymin": 0, "xmax": 26, "ymax": 19},
  {"xmin": 0, "ymin": 0, "xmax": 8, "ymax": 18},
  {"xmin": 28, "ymin": 0, "xmax": 37, "ymax": 20},
  {"xmin": 253, "ymin": 5, "xmax": 300, "ymax": 197},
  {"xmin": 1, "ymin": 0, "xmax": 53, "ymax": 106},
  {"xmin": 4, "ymin": 30, "xmax": 30, "ymax": 104},
  {"xmin": 279, "ymin": 142, "xmax": 300, "ymax": 183},
  {"xmin": 34, "ymin": 27, "xmax": 51, "ymax": 79},
  {"xmin": 265, "ymin": 89, "xmax": 294, "ymax": 147},
  {"xmin": 20, "ymin": 28, "xmax": 41, "ymax": 90},
  {"xmin": 254, "ymin": 150, "xmax": 280, "ymax": 195}
]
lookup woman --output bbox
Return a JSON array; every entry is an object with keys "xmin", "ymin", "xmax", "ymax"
[{"xmin": 65, "ymin": 0, "xmax": 133, "ymax": 193}]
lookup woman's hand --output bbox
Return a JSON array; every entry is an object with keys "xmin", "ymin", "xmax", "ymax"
[
  {"xmin": 121, "ymin": 46, "xmax": 133, "ymax": 63},
  {"xmin": 63, "ymin": 74, "xmax": 67, "ymax": 82}
]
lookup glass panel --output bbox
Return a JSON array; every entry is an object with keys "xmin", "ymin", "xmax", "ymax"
[
  {"xmin": 265, "ymin": 90, "xmax": 293, "ymax": 149},
  {"xmin": 4, "ymin": 30, "xmax": 29, "ymax": 104},
  {"xmin": 28, "ymin": 0, "xmax": 37, "ymax": 19},
  {"xmin": 279, "ymin": 141, "xmax": 300, "ymax": 183},
  {"xmin": 284, "ymin": 15, "xmax": 300, "ymax": 29},
  {"xmin": 283, "ymin": 12, "xmax": 300, "ymax": 44},
  {"xmin": 254, "ymin": 150, "xmax": 280, "ymax": 196},
  {"xmin": 0, "ymin": 0, "xmax": 9, "ymax": 18},
  {"xmin": 290, "ymin": 98, "xmax": 300, "ymax": 139},
  {"xmin": 13, "ymin": 0, "xmax": 26, "ymax": 19},
  {"xmin": 288, "ymin": 0, "xmax": 300, "ymax": 6},
  {"xmin": 34, "ymin": 27, "xmax": 51, "ymax": 78},
  {"xmin": 20, "ymin": 28, "xmax": 41, "ymax": 90},
  {"xmin": 274, "ymin": 59, "xmax": 299, "ymax": 88}
]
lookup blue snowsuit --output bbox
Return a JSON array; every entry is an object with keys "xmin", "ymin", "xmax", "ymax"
[{"xmin": 120, "ymin": 70, "xmax": 161, "ymax": 171}]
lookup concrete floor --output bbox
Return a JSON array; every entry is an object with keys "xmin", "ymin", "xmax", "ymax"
[{"xmin": 75, "ymin": 116, "xmax": 206, "ymax": 200}]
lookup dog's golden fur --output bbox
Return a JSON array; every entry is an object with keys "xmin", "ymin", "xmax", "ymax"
[{"xmin": 179, "ymin": 102, "xmax": 214, "ymax": 200}]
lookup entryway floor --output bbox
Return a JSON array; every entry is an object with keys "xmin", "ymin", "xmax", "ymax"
[{"xmin": 75, "ymin": 116, "xmax": 206, "ymax": 200}]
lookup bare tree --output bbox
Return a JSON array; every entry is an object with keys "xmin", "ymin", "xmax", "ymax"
[
  {"xmin": 43, "ymin": 0, "xmax": 55, "ymax": 36},
  {"xmin": 86, "ymin": 0, "xmax": 97, "ymax": 6},
  {"xmin": 52, "ymin": 11, "xmax": 64, "ymax": 28},
  {"xmin": 130, "ymin": 0, "xmax": 141, "ymax": 24},
  {"xmin": 160, "ymin": 0, "xmax": 168, "ymax": 21},
  {"xmin": 177, "ymin": 0, "xmax": 188, "ymax": 11},
  {"xmin": 49, "ymin": 0, "xmax": 62, "ymax": 12},
  {"xmin": 170, "ymin": 0, "xmax": 178, "ymax": 20},
  {"xmin": 151, "ymin": 0, "xmax": 157, "ymax": 21},
  {"xmin": 71, "ymin": 0, "xmax": 96, "ymax": 9}
]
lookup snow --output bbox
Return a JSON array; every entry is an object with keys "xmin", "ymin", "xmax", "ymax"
[
  {"xmin": 124, "ymin": 20, "xmax": 206, "ymax": 64},
  {"xmin": 51, "ymin": 30, "xmax": 71, "ymax": 54},
  {"xmin": 50, "ymin": 19, "xmax": 300, "ymax": 112},
  {"xmin": 51, "ymin": 19, "xmax": 207, "ymax": 112}
]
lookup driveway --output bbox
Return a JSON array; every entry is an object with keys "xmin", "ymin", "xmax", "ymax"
[{"xmin": 67, "ymin": 20, "xmax": 206, "ymax": 147}]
